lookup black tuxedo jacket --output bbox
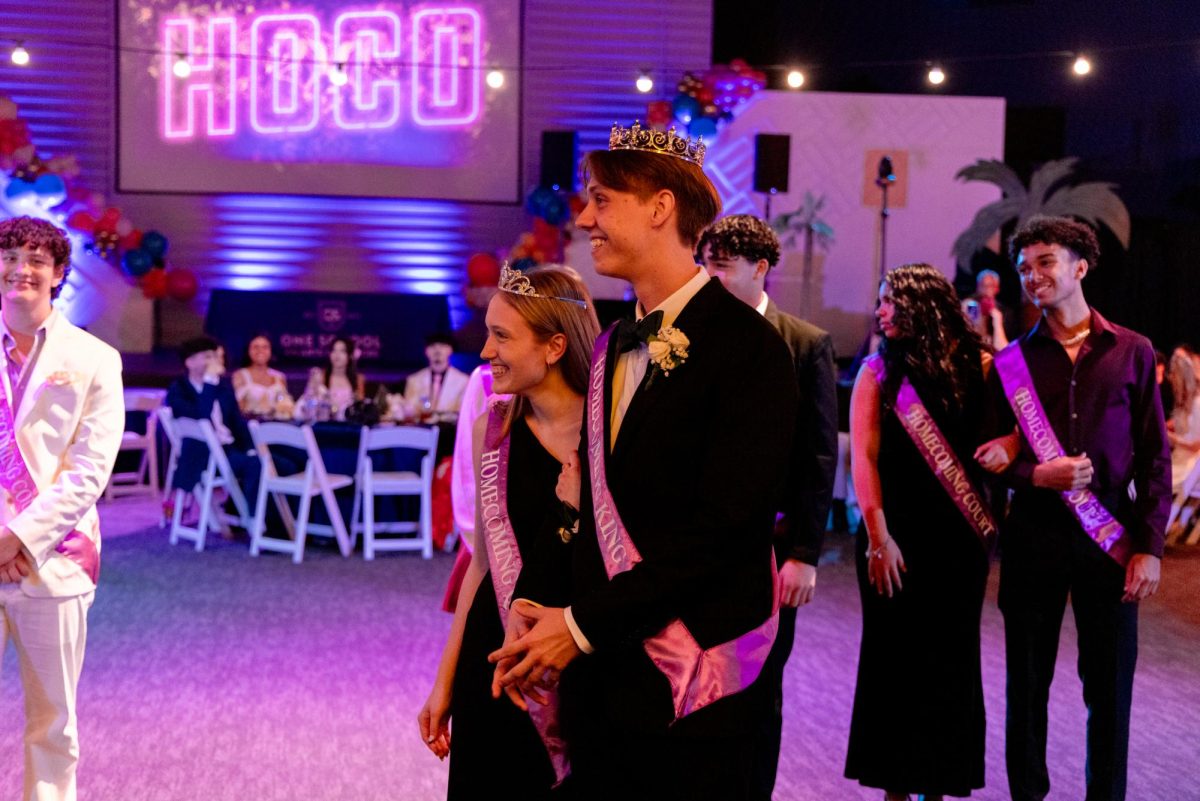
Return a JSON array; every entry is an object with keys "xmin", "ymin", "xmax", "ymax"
[
  {"xmin": 763, "ymin": 299, "xmax": 838, "ymax": 566},
  {"xmin": 566, "ymin": 279, "xmax": 798, "ymax": 733}
]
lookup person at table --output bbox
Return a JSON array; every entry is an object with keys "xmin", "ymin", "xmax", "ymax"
[
  {"xmin": 296, "ymin": 336, "xmax": 364, "ymax": 421},
  {"xmin": 846, "ymin": 263, "xmax": 995, "ymax": 801},
  {"xmin": 232, "ymin": 332, "xmax": 292, "ymax": 418},
  {"xmin": 166, "ymin": 336, "xmax": 260, "ymax": 515},
  {"xmin": 418, "ymin": 264, "xmax": 599, "ymax": 799},
  {"xmin": 405, "ymin": 332, "xmax": 470, "ymax": 421}
]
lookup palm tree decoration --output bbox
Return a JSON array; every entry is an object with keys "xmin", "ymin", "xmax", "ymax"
[
  {"xmin": 952, "ymin": 158, "xmax": 1130, "ymax": 268},
  {"xmin": 771, "ymin": 191, "xmax": 835, "ymax": 319}
]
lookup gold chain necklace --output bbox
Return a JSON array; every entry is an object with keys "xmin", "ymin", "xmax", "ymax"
[{"xmin": 1058, "ymin": 328, "xmax": 1091, "ymax": 347}]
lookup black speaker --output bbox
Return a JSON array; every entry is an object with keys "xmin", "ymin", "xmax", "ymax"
[
  {"xmin": 540, "ymin": 130, "xmax": 578, "ymax": 192},
  {"xmin": 753, "ymin": 133, "xmax": 791, "ymax": 194}
]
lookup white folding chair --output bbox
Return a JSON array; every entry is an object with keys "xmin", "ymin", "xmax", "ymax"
[
  {"xmin": 350, "ymin": 425, "xmax": 440, "ymax": 560},
  {"xmin": 168, "ymin": 417, "xmax": 253, "ymax": 551},
  {"xmin": 156, "ymin": 407, "xmax": 182, "ymax": 526},
  {"xmin": 1166, "ymin": 456, "xmax": 1200, "ymax": 546},
  {"xmin": 249, "ymin": 421, "xmax": 353, "ymax": 564},
  {"xmin": 105, "ymin": 388, "xmax": 165, "ymax": 500}
]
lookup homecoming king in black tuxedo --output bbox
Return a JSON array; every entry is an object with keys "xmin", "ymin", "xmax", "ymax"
[{"xmin": 489, "ymin": 123, "xmax": 799, "ymax": 800}]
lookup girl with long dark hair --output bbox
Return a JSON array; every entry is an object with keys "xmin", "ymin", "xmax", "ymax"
[{"xmin": 845, "ymin": 263, "xmax": 996, "ymax": 800}]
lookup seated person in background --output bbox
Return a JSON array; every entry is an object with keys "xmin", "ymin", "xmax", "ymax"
[
  {"xmin": 166, "ymin": 336, "xmax": 260, "ymax": 514},
  {"xmin": 961, "ymin": 268, "xmax": 1010, "ymax": 350},
  {"xmin": 296, "ymin": 336, "xmax": 365, "ymax": 421},
  {"xmin": 404, "ymin": 332, "xmax": 469, "ymax": 421},
  {"xmin": 1168, "ymin": 349, "xmax": 1200, "ymax": 492},
  {"xmin": 232, "ymin": 332, "xmax": 292, "ymax": 417}
]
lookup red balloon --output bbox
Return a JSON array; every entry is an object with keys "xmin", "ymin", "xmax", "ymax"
[
  {"xmin": 67, "ymin": 211, "xmax": 96, "ymax": 233},
  {"xmin": 141, "ymin": 268, "xmax": 168, "ymax": 300},
  {"xmin": 165, "ymin": 268, "xmax": 198, "ymax": 302},
  {"xmin": 466, "ymin": 252, "xmax": 501, "ymax": 286},
  {"xmin": 120, "ymin": 229, "xmax": 143, "ymax": 251},
  {"xmin": 695, "ymin": 86, "xmax": 714, "ymax": 104}
]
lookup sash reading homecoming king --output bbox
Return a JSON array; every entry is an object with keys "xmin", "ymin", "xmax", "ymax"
[
  {"xmin": 865, "ymin": 355, "xmax": 996, "ymax": 548},
  {"xmin": 994, "ymin": 343, "xmax": 1133, "ymax": 566},
  {"xmin": 586, "ymin": 326, "xmax": 779, "ymax": 721},
  {"xmin": 0, "ymin": 367, "xmax": 98, "ymax": 582},
  {"xmin": 478, "ymin": 408, "xmax": 570, "ymax": 784}
]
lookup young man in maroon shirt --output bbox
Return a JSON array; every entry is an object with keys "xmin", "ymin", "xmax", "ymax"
[{"xmin": 983, "ymin": 216, "xmax": 1169, "ymax": 801}]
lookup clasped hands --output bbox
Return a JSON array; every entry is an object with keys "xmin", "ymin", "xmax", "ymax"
[
  {"xmin": 487, "ymin": 600, "xmax": 581, "ymax": 711},
  {"xmin": 0, "ymin": 529, "xmax": 30, "ymax": 584},
  {"xmin": 974, "ymin": 431, "xmax": 1094, "ymax": 491}
]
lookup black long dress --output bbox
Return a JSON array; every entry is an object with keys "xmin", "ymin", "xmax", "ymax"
[
  {"xmin": 447, "ymin": 416, "xmax": 572, "ymax": 800},
  {"xmin": 844, "ymin": 367, "xmax": 991, "ymax": 798}
]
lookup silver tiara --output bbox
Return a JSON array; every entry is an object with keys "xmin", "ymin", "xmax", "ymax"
[{"xmin": 498, "ymin": 262, "xmax": 588, "ymax": 309}]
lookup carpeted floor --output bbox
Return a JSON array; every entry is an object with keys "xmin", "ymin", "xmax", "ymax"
[{"xmin": 1, "ymin": 496, "xmax": 1198, "ymax": 800}]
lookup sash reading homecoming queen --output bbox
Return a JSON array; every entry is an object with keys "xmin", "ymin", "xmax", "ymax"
[
  {"xmin": 586, "ymin": 326, "xmax": 779, "ymax": 721},
  {"xmin": 865, "ymin": 354, "xmax": 997, "ymax": 548},
  {"xmin": 994, "ymin": 343, "xmax": 1133, "ymax": 567},
  {"xmin": 478, "ymin": 408, "xmax": 569, "ymax": 784},
  {"xmin": 0, "ymin": 367, "xmax": 99, "ymax": 583}
]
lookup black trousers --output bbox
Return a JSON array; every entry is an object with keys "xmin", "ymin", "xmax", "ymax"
[
  {"xmin": 999, "ymin": 518, "xmax": 1139, "ymax": 801},
  {"xmin": 750, "ymin": 603, "xmax": 797, "ymax": 801}
]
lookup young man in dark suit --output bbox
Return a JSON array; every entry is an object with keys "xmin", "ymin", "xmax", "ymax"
[
  {"xmin": 166, "ymin": 336, "xmax": 260, "ymax": 513},
  {"xmin": 700, "ymin": 214, "xmax": 838, "ymax": 800},
  {"xmin": 489, "ymin": 124, "xmax": 799, "ymax": 800}
]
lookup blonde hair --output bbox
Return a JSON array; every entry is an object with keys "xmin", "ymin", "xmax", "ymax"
[
  {"xmin": 494, "ymin": 265, "xmax": 600, "ymax": 436},
  {"xmin": 1170, "ymin": 351, "xmax": 1199, "ymax": 433}
]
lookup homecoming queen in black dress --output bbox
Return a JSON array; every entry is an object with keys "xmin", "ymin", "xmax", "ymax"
[
  {"xmin": 418, "ymin": 265, "xmax": 599, "ymax": 800},
  {"xmin": 846, "ymin": 263, "xmax": 999, "ymax": 800}
]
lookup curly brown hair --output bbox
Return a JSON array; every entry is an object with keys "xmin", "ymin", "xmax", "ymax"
[
  {"xmin": 697, "ymin": 214, "xmax": 781, "ymax": 268},
  {"xmin": 0, "ymin": 216, "xmax": 71, "ymax": 299},
  {"xmin": 1008, "ymin": 215, "xmax": 1100, "ymax": 270},
  {"xmin": 878, "ymin": 263, "xmax": 989, "ymax": 414}
]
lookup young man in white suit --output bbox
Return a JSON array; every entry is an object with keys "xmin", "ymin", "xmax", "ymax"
[
  {"xmin": 403, "ymin": 332, "xmax": 469, "ymax": 419},
  {"xmin": 0, "ymin": 216, "xmax": 124, "ymax": 801}
]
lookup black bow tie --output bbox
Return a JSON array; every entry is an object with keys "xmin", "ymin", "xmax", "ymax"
[{"xmin": 615, "ymin": 310, "xmax": 665, "ymax": 354}]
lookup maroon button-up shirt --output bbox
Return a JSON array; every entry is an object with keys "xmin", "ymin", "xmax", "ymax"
[{"xmin": 990, "ymin": 308, "xmax": 1171, "ymax": 557}]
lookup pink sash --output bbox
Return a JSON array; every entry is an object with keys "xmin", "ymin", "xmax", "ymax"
[
  {"xmin": 994, "ymin": 343, "xmax": 1132, "ymax": 566},
  {"xmin": 866, "ymin": 354, "xmax": 996, "ymax": 548},
  {"xmin": 0, "ymin": 365, "xmax": 98, "ymax": 582},
  {"xmin": 478, "ymin": 409, "xmax": 569, "ymax": 784},
  {"xmin": 586, "ymin": 326, "xmax": 779, "ymax": 721}
]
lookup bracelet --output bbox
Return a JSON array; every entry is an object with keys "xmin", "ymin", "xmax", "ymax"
[{"xmin": 868, "ymin": 536, "xmax": 891, "ymax": 560}]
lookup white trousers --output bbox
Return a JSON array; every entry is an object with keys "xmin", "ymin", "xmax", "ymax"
[{"xmin": 0, "ymin": 586, "xmax": 92, "ymax": 801}]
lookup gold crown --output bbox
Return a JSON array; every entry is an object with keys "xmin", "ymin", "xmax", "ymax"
[
  {"xmin": 609, "ymin": 121, "xmax": 706, "ymax": 167},
  {"xmin": 498, "ymin": 262, "xmax": 588, "ymax": 309}
]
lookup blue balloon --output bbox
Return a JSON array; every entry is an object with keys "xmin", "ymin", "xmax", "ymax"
[
  {"xmin": 689, "ymin": 117, "xmax": 718, "ymax": 138},
  {"xmin": 122, "ymin": 248, "xmax": 153, "ymax": 277},
  {"xmin": 541, "ymin": 195, "xmax": 569, "ymax": 226},
  {"xmin": 672, "ymin": 93, "xmax": 701, "ymax": 124},
  {"xmin": 140, "ymin": 230, "xmax": 169, "ymax": 259}
]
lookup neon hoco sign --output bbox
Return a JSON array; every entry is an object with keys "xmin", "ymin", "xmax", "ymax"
[{"xmin": 161, "ymin": 6, "xmax": 484, "ymax": 140}]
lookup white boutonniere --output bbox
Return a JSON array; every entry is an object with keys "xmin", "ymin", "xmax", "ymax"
[
  {"xmin": 45, "ymin": 370, "xmax": 78, "ymax": 387},
  {"xmin": 646, "ymin": 326, "xmax": 689, "ymax": 385}
]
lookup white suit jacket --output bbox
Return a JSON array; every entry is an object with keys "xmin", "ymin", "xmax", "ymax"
[
  {"xmin": 404, "ymin": 366, "xmax": 470, "ymax": 414},
  {"xmin": 1, "ymin": 310, "xmax": 124, "ymax": 598}
]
